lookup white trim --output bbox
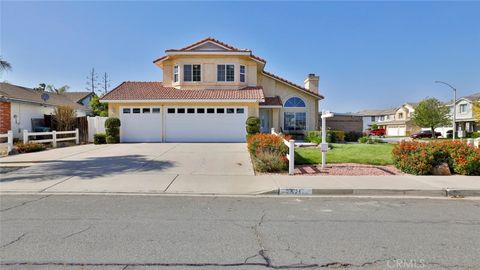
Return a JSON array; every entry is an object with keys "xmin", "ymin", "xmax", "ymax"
[
  {"xmin": 101, "ymin": 99, "xmax": 262, "ymax": 103},
  {"xmin": 259, "ymin": 105, "xmax": 282, "ymax": 108}
]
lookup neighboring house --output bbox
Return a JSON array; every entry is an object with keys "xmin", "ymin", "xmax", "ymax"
[
  {"xmin": 100, "ymin": 37, "xmax": 323, "ymax": 143},
  {"xmin": 62, "ymin": 91, "xmax": 96, "ymax": 111},
  {"xmin": 359, "ymin": 103, "xmax": 419, "ymax": 136},
  {"xmin": 319, "ymin": 112, "xmax": 363, "ymax": 133},
  {"xmin": 0, "ymin": 83, "xmax": 88, "ymax": 138},
  {"xmin": 450, "ymin": 92, "xmax": 480, "ymax": 136}
]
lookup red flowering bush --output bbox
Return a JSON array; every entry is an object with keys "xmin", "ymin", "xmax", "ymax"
[
  {"xmin": 247, "ymin": 134, "xmax": 289, "ymax": 172},
  {"xmin": 392, "ymin": 141, "xmax": 480, "ymax": 175}
]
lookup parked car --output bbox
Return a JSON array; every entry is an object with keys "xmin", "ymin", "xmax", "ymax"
[
  {"xmin": 410, "ymin": 130, "xmax": 442, "ymax": 139},
  {"xmin": 369, "ymin": 128, "xmax": 386, "ymax": 137}
]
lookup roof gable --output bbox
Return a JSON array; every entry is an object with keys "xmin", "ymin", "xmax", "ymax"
[{"xmin": 187, "ymin": 41, "xmax": 232, "ymax": 51}]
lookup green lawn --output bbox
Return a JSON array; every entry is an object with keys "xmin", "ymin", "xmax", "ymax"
[{"xmin": 295, "ymin": 143, "xmax": 395, "ymax": 165}]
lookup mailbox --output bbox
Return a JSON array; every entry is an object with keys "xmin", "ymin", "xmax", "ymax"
[{"xmin": 320, "ymin": 143, "xmax": 329, "ymax": 152}]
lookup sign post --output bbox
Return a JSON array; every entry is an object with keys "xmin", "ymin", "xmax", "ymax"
[{"xmin": 320, "ymin": 110, "xmax": 334, "ymax": 168}]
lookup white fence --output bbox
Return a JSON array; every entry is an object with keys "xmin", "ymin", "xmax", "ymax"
[
  {"xmin": 23, "ymin": 129, "xmax": 79, "ymax": 147},
  {"xmin": 87, "ymin": 116, "xmax": 107, "ymax": 142},
  {"xmin": 0, "ymin": 130, "xmax": 13, "ymax": 153},
  {"xmin": 271, "ymin": 128, "xmax": 295, "ymax": 175}
]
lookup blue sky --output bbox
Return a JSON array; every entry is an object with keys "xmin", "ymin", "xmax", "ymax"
[{"xmin": 1, "ymin": 1, "xmax": 479, "ymax": 112}]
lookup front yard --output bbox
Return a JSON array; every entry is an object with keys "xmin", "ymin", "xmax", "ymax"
[{"xmin": 295, "ymin": 143, "xmax": 395, "ymax": 166}]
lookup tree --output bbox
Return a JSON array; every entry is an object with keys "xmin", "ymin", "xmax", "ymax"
[
  {"xmin": 411, "ymin": 98, "xmax": 451, "ymax": 138},
  {"xmin": 46, "ymin": 84, "xmax": 69, "ymax": 93},
  {"xmin": 33, "ymin": 83, "xmax": 47, "ymax": 91},
  {"xmin": 0, "ymin": 57, "xmax": 12, "ymax": 72},
  {"xmin": 473, "ymin": 100, "xmax": 480, "ymax": 123},
  {"xmin": 100, "ymin": 72, "xmax": 110, "ymax": 95},
  {"xmin": 89, "ymin": 95, "xmax": 108, "ymax": 116},
  {"xmin": 86, "ymin": 68, "xmax": 100, "ymax": 93},
  {"xmin": 53, "ymin": 106, "xmax": 76, "ymax": 131}
]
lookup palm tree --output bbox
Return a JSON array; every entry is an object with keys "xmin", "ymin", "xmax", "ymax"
[{"xmin": 0, "ymin": 57, "xmax": 12, "ymax": 72}]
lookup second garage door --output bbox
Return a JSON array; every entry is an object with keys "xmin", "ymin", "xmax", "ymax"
[
  {"xmin": 165, "ymin": 106, "xmax": 248, "ymax": 142},
  {"xmin": 120, "ymin": 107, "xmax": 162, "ymax": 142}
]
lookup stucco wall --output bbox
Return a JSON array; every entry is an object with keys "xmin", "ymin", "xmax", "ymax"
[
  {"xmin": 258, "ymin": 74, "xmax": 319, "ymax": 131},
  {"xmin": 161, "ymin": 56, "xmax": 258, "ymax": 89},
  {"xmin": 10, "ymin": 102, "xmax": 55, "ymax": 138}
]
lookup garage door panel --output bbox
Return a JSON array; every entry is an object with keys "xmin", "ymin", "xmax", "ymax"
[
  {"xmin": 120, "ymin": 107, "xmax": 162, "ymax": 143},
  {"xmin": 165, "ymin": 107, "xmax": 247, "ymax": 142}
]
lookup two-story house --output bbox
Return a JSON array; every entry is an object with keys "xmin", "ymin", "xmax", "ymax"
[
  {"xmin": 359, "ymin": 103, "xmax": 418, "ymax": 136},
  {"xmin": 451, "ymin": 92, "xmax": 480, "ymax": 136},
  {"xmin": 101, "ymin": 37, "xmax": 323, "ymax": 142}
]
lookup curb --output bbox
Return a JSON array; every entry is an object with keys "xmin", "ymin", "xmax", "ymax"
[{"xmin": 273, "ymin": 188, "xmax": 480, "ymax": 197}]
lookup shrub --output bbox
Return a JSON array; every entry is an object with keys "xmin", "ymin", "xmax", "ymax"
[
  {"xmin": 93, "ymin": 133, "xmax": 107, "ymax": 144},
  {"xmin": 54, "ymin": 106, "xmax": 76, "ymax": 131},
  {"xmin": 246, "ymin": 116, "xmax": 260, "ymax": 135},
  {"xmin": 253, "ymin": 151, "xmax": 288, "ymax": 172},
  {"xmin": 304, "ymin": 131, "xmax": 321, "ymax": 144},
  {"xmin": 247, "ymin": 133, "xmax": 289, "ymax": 172},
  {"xmin": 345, "ymin": 131, "xmax": 363, "ymax": 142},
  {"xmin": 304, "ymin": 130, "xmax": 345, "ymax": 144},
  {"xmin": 358, "ymin": 136, "xmax": 369, "ymax": 143},
  {"xmin": 247, "ymin": 134, "xmax": 288, "ymax": 156},
  {"xmin": 105, "ymin": 117, "xmax": 121, "ymax": 129},
  {"xmin": 105, "ymin": 117, "xmax": 121, "ymax": 144},
  {"xmin": 15, "ymin": 142, "xmax": 46, "ymax": 153},
  {"xmin": 392, "ymin": 141, "xmax": 480, "ymax": 175},
  {"xmin": 106, "ymin": 135, "xmax": 120, "ymax": 144}
]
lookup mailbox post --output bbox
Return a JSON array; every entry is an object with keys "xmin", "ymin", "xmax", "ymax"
[{"xmin": 320, "ymin": 110, "xmax": 334, "ymax": 168}]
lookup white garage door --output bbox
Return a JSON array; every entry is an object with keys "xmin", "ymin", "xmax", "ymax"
[
  {"xmin": 387, "ymin": 126, "xmax": 406, "ymax": 136},
  {"xmin": 165, "ymin": 107, "xmax": 248, "ymax": 142},
  {"xmin": 120, "ymin": 107, "xmax": 162, "ymax": 142}
]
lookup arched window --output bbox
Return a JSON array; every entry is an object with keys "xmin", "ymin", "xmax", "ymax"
[
  {"xmin": 284, "ymin": 97, "xmax": 306, "ymax": 107},
  {"xmin": 283, "ymin": 97, "xmax": 307, "ymax": 131}
]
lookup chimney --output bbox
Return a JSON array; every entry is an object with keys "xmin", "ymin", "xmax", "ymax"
[{"xmin": 304, "ymin": 73, "xmax": 319, "ymax": 93}]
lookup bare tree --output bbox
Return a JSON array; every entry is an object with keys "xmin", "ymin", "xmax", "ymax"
[
  {"xmin": 86, "ymin": 68, "xmax": 99, "ymax": 93},
  {"xmin": 100, "ymin": 72, "xmax": 111, "ymax": 95}
]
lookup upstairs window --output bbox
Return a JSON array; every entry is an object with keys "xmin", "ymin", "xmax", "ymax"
[
  {"xmin": 184, "ymin": 64, "xmax": 201, "ymax": 82},
  {"xmin": 173, "ymin": 65, "xmax": 179, "ymax": 82},
  {"xmin": 217, "ymin": 64, "xmax": 235, "ymax": 82},
  {"xmin": 460, "ymin": 104, "xmax": 468, "ymax": 113},
  {"xmin": 240, "ymin": 65, "xmax": 246, "ymax": 82}
]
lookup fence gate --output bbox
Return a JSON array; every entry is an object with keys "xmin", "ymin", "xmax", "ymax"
[{"xmin": 76, "ymin": 116, "xmax": 88, "ymax": 143}]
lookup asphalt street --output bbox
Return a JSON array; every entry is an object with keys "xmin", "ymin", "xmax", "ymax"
[{"xmin": 0, "ymin": 195, "xmax": 479, "ymax": 269}]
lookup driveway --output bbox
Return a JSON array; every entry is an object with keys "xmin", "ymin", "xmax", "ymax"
[{"xmin": 0, "ymin": 143, "xmax": 265, "ymax": 194}]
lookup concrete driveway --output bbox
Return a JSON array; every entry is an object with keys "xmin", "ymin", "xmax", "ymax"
[{"xmin": 0, "ymin": 143, "xmax": 270, "ymax": 194}]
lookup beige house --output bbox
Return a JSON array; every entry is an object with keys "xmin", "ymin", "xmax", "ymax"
[
  {"xmin": 101, "ymin": 37, "xmax": 323, "ymax": 142},
  {"xmin": 360, "ymin": 103, "xmax": 419, "ymax": 136}
]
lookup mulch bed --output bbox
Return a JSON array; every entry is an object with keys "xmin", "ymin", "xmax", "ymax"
[{"xmin": 294, "ymin": 163, "xmax": 403, "ymax": 176}]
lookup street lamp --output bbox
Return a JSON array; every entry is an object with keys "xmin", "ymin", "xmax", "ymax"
[{"xmin": 435, "ymin": 81, "xmax": 457, "ymax": 140}]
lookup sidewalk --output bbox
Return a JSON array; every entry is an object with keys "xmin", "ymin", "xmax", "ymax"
[{"xmin": 1, "ymin": 171, "xmax": 479, "ymax": 197}]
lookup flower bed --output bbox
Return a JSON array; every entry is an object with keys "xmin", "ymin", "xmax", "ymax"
[
  {"xmin": 247, "ymin": 134, "xmax": 290, "ymax": 173},
  {"xmin": 392, "ymin": 141, "xmax": 480, "ymax": 175}
]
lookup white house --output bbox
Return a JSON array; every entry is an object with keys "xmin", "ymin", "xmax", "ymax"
[{"xmin": 0, "ymin": 83, "xmax": 88, "ymax": 138}]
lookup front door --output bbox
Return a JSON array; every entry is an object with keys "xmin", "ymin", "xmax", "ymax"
[{"xmin": 259, "ymin": 109, "xmax": 270, "ymax": 133}]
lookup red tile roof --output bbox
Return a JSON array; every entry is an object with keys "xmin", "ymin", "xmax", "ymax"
[
  {"xmin": 260, "ymin": 96, "xmax": 283, "ymax": 106},
  {"xmin": 154, "ymin": 37, "xmax": 266, "ymax": 64},
  {"xmin": 101, "ymin": 81, "xmax": 265, "ymax": 101},
  {"xmin": 261, "ymin": 71, "xmax": 324, "ymax": 99}
]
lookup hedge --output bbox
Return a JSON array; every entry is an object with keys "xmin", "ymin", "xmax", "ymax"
[{"xmin": 392, "ymin": 141, "xmax": 480, "ymax": 175}]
